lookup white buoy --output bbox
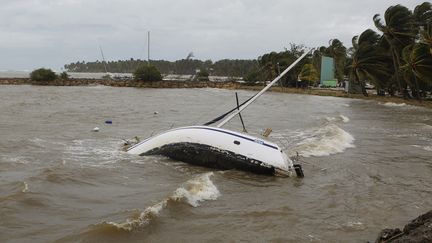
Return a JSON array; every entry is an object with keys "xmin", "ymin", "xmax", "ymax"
[
  {"xmin": 154, "ymin": 111, "xmax": 159, "ymax": 115},
  {"xmin": 92, "ymin": 127, "xmax": 100, "ymax": 132}
]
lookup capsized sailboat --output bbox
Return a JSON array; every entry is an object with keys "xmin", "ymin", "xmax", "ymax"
[{"xmin": 127, "ymin": 51, "xmax": 310, "ymax": 177}]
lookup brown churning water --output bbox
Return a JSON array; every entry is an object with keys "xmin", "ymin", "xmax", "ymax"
[{"xmin": 0, "ymin": 85, "xmax": 431, "ymax": 242}]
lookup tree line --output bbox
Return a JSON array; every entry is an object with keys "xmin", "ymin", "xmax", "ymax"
[
  {"xmin": 64, "ymin": 2, "xmax": 432, "ymax": 98},
  {"xmin": 249, "ymin": 2, "xmax": 432, "ymax": 98},
  {"xmin": 64, "ymin": 58, "xmax": 258, "ymax": 77}
]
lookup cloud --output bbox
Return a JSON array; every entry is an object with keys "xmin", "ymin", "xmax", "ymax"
[{"xmin": 0, "ymin": 0, "xmax": 427, "ymax": 69}]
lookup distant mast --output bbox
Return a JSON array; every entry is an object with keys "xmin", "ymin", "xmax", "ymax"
[
  {"xmin": 99, "ymin": 45, "xmax": 108, "ymax": 74},
  {"xmin": 147, "ymin": 31, "xmax": 150, "ymax": 66}
]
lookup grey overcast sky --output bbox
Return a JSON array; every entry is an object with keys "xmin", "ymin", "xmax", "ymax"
[{"xmin": 0, "ymin": 0, "xmax": 427, "ymax": 70}]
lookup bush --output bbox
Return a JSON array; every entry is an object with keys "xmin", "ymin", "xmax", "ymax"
[
  {"xmin": 299, "ymin": 64, "xmax": 319, "ymax": 86},
  {"xmin": 59, "ymin": 71, "xmax": 69, "ymax": 80},
  {"xmin": 133, "ymin": 65, "xmax": 162, "ymax": 81},
  {"xmin": 30, "ymin": 68, "xmax": 57, "ymax": 81},
  {"xmin": 194, "ymin": 69, "xmax": 209, "ymax": 81},
  {"xmin": 243, "ymin": 69, "xmax": 263, "ymax": 84}
]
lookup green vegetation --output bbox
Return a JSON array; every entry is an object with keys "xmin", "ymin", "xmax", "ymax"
[
  {"xmin": 349, "ymin": 29, "xmax": 391, "ymax": 96},
  {"xmin": 243, "ymin": 68, "xmax": 263, "ymax": 84},
  {"xmin": 357, "ymin": 2, "xmax": 432, "ymax": 98},
  {"xmin": 133, "ymin": 65, "xmax": 162, "ymax": 81},
  {"xmin": 30, "ymin": 68, "xmax": 57, "ymax": 82},
  {"xmin": 62, "ymin": 2, "xmax": 431, "ymax": 100},
  {"xmin": 299, "ymin": 64, "xmax": 319, "ymax": 87},
  {"xmin": 247, "ymin": 2, "xmax": 432, "ymax": 99},
  {"xmin": 194, "ymin": 69, "xmax": 210, "ymax": 81},
  {"xmin": 243, "ymin": 43, "xmax": 309, "ymax": 86},
  {"xmin": 59, "ymin": 71, "xmax": 69, "ymax": 80},
  {"xmin": 64, "ymin": 58, "xmax": 258, "ymax": 77}
]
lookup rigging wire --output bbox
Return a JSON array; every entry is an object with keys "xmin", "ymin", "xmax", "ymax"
[{"xmin": 202, "ymin": 92, "xmax": 256, "ymax": 126}]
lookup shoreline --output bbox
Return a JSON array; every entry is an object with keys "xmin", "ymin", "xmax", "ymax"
[{"xmin": 1, "ymin": 78, "xmax": 431, "ymax": 109}]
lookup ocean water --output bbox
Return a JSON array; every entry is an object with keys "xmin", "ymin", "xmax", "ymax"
[{"xmin": 0, "ymin": 85, "xmax": 431, "ymax": 242}]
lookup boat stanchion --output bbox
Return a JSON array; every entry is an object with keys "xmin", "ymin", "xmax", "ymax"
[{"xmin": 293, "ymin": 164, "xmax": 304, "ymax": 178}]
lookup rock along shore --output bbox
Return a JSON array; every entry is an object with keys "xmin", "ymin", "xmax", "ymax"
[
  {"xmin": 375, "ymin": 210, "xmax": 432, "ymax": 243},
  {"xmin": 0, "ymin": 78, "xmax": 240, "ymax": 89},
  {"xmin": 2, "ymin": 78, "xmax": 431, "ymax": 109}
]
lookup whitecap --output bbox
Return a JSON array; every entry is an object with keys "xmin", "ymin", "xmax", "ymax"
[
  {"xmin": 325, "ymin": 115, "xmax": 350, "ymax": 123},
  {"xmin": 325, "ymin": 117, "xmax": 337, "ymax": 122},
  {"xmin": 413, "ymin": 145, "xmax": 432, "ymax": 152},
  {"xmin": 171, "ymin": 172, "xmax": 220, "ymax": 207},
  {"xmin": 340, "ymin": 115, "xmax": 350, "ymax": 123},
  {"xmin": 280, "ymin": 124, "xmax": 355, "ymax": 158},
  {"xmin": 97, "ymin": 172, "xmax": 220, "ymax": 231},
  {"xmin": 380, "ymin": 102, "xmax": 407, "ymax": 107},
  {"xmin": 424, "ymin": 146, "xmax": 432, "ymax": 152},
  {"xmin": 22, "ymin": 181, "xmax": 29, "ymax": 193}
]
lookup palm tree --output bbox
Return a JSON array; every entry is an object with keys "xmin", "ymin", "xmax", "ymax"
[
  {"xmin": 311, "ymin": 48, "xmax": 323, "ymax": 79},
  {"xmin": 349, "ymin": 29, "xmax": 392, "ymax": 96},
  {"xmin": 420, "ymin": 24, "xmax": 432, "ymax": 54},
  {"xmin": 373, "ymin": 4, "xmax": 415, "ymax": 96},
  {"xmin": 417, "ymin": 2, "xmax": 432, "ymax": 54},
  {"xmin": 415, "ymin": 2, "xmax": 432, "ymax": 55},
  {"xmin": 401, "ymin": 43, "xmax": 432, "ymax": 98},
  {"xmin": 413, "ymin": 2, "xmax": 432, "ymax": 29}
]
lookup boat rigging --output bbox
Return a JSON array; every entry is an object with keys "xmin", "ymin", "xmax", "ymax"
[{"xmin": 126, "ymin": 50, "xmax": 310, "ymax": 177}]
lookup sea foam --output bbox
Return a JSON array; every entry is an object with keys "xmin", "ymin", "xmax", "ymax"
[
  {"xmin": 22, "ymin": 181, "xmax": 29, "ymax": 193},
  {"xmin": 274, "ymin": 122, "xmax": 355, "ymax": 158},
  {"xmin": 380, "ymin": 102, "xmax": 407, "ymax": 107},
  {"xmin": 325, "ymin": 115, "xmax": 350, "ymax": 123},
  {"xmin": 98, "ymin": 172, "xmax": 220, "ymax": 231},
  {"xmin": 294, "ymin": 124, "xmax": 355, "ymax": 157},
  {"xmin": 171, "ymin": 172, "xmax": 220, "ymax": 207},
  {"xmin": 340, "ymin": 115, "xmax": 350, "ymax": 123},
  {"xmin": 413, "ymin": 145, "xmax": 432, "ymax": 152}
]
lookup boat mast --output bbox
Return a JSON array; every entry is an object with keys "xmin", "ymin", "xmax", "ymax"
[
  {"xmin": 216, "ymin": 50, "xmax": 310, "ymax": 128},
  {"xmin": 99, "ymin": 45, "xmax": 109, "ymax": 74}
]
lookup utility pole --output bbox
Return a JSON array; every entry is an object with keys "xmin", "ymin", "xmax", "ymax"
[
  {"xmin": 147, "ymin": 31, "xmax": 150, "ymax": 66},
  {"xmin": 277, "ymin": 62, "xmax": 281, "ymax": 87}
]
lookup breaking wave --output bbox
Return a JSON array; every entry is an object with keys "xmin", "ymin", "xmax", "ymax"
[
  {"xmin": 325, "ymin": 115, "xmax": 350, "ymax": 123},
  {"xmin": 274, "ymin": 117, "xmax": 355, "ymax": 158},
  {"xmin": 412, "ymin": 145, "xmax": 432, "ymax": 152},
  {"xmin": 380, "ymin": 102, "xmax": 407, "ymax": 107},
  {"xmin": 292, "ymin": 124, "xmax": 355, "ymax": 157},
  {"xmin": 340, "ymin": 115, "xmax": 350, "ymax": 123},
  {"xmin": 80, "ymin": 173, "xmax": 219, "ymax": 234}
]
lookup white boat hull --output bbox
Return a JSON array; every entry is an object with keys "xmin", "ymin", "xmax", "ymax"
[{"xmin": 126, "ymin": 126, "xmax": 294, "ymax": 176}]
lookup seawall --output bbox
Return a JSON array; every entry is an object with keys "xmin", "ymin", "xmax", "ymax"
[{"xmin": 0, "ymin": 78, "xmax": 241, "ymax": 89}]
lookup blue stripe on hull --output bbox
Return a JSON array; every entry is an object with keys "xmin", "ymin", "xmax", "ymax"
[{"xmin": 128, "ymin": 126, "xmax": 279, "ymax": 151}]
